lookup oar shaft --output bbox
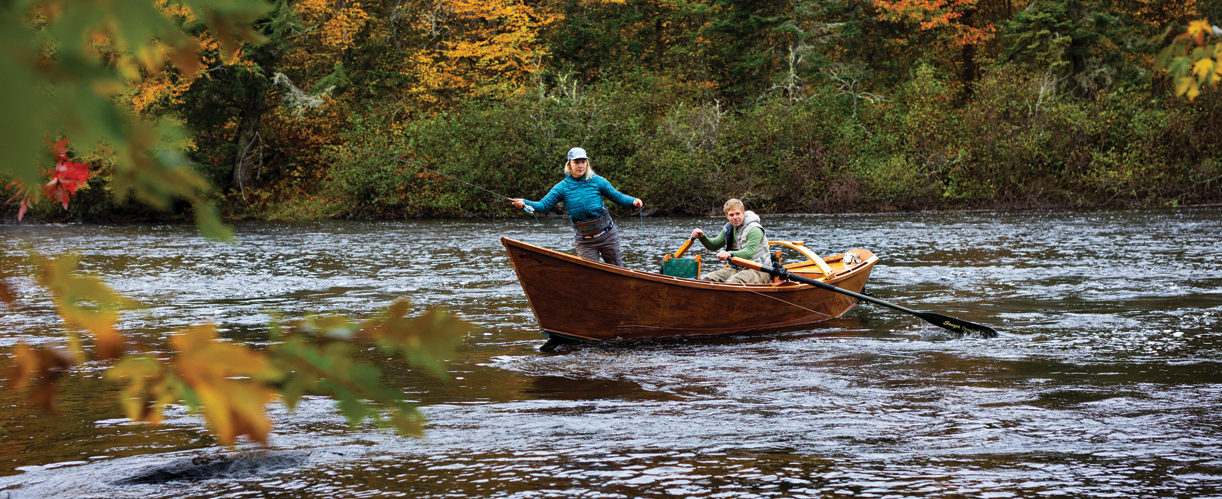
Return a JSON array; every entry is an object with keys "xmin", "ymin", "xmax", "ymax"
[
  {"xmin": 674, "ymin": 238, "xmax": 695, "ymax": 258},
  {"xmin": 729, "ymin": 257, "xmax": 997, "ymax": 338},
  {"xmin": 774, "ymin": 267, "xmax": 920, "ymax": 316},
  {"xmin": 730, "ymin": 255, "xmax": 897, "ymax": 306}
]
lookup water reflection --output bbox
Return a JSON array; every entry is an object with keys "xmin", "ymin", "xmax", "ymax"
[{"xmin": 2, "ymin": 207, "xmax": 1222, "ymax": 497}]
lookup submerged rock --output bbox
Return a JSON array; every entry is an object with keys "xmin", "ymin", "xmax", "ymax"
[{"xmin": 114, "ymin": 451, "xmax": 308, "ymax": 485}]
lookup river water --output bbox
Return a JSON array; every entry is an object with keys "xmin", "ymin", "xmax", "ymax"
[{"xmin": 1, "ymin": 207, "xmax": 1220, "ymax": 498}]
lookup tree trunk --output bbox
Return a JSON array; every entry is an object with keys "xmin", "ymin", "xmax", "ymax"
[
  {"xmin": 232, "ymin": 90, "xmax": 267, "ymax": 192},
  {"xmin": 961, "ymin": 10, "xmax": 977, "ymax": 97}
]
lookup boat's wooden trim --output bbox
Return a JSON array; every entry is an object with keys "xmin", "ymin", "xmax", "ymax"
[
  {"xmin": 769, "ymin": 240, "xmax": 834, "ymax": 278},
  {"xmin": 505, "ymin": 238, "xmax": 870, "ymax": 291}
]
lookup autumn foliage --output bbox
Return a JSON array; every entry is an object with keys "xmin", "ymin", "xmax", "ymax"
[
  {"xmin": 5, "ymin": 139, "xmax": 92, "ymax": 221},
  {"xmin": 1, "ymin": 0, "xmax": 473, "ymax": 447},
  {"xmin": 874, "ymin": 0, "xmax": 996, "ymax": 46},
  {"xmin": 5, "ymin": 250, "xmax": 471, "ymax": 445},
  {"xmin": 1157, "ymin": 18, "xmax": 1222, "ymax": 100}
]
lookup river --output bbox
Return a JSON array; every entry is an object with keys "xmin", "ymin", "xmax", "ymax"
[{"xmin": 1, "ymin": 207, "xmax": 1220, "ymax": 498}]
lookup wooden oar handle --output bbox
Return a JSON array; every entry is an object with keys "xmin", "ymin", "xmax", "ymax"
[
  {"xmin": 729, "ymin": 256, "xmax": 764, "ymax": 271},
  {"xmin": 674, "ymin": 237, "xmax": 696, "ymax": 258}
]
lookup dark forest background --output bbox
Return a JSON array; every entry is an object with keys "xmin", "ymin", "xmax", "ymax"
[{"xmin": 5, "ymin": 0, "xmax": 1222, "ymax": 221}]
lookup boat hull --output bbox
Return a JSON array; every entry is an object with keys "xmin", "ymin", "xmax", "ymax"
[{"xmin": 501, "ymin": 237, "xmax": 877, "ymax": 341}]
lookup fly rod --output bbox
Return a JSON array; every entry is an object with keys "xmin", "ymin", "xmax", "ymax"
[{"xmin": 349, "ymin": 146, "xmax": 539, "ymax": 222}]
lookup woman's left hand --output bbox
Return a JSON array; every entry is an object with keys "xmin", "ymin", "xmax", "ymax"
[{"xmin": 633, "ymin": 198, "xmax": 643, "ymax": 208}]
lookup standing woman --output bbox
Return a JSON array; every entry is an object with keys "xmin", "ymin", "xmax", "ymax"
[{"xmin": 511, "ymin": 147, "xmax": 643, "ymax": 267}]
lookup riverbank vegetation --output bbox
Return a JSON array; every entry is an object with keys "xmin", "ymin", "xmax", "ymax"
[{"xmin": 5, "ymin": 0, "xmax": 1222, "ymax": 222}]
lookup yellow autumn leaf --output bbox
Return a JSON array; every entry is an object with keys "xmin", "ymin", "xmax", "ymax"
[
  {"xmin": 1188, "ymin": 20, "xmax": 1213, "ymax": 45},
  {"xmin": 107, "ymin": 355, "xmax": 178, "ymax": 425},
  {"xmin": 171, "ymin": 324, "xmax": 282, "ymax": 445},
  {"xmin": 1193, "ymin": 57, "xmax": 1216, "ymax": 81},
  {"xmin": 31, "ymin": 252, "xmax": 137, "ymax": 360}
]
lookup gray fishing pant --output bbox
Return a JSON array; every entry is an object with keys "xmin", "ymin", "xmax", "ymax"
[{"xmin": 575, "ymin": 226, "xmax": 624, "ymax": 267}]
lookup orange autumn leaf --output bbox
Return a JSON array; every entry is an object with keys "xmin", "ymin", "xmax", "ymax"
[{"xmin": 7, "ymin": 342, "xmax": 75, "ymax": 413}]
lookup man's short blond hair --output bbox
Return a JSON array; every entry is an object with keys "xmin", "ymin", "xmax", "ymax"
[{"xmin": 723, "ymin": 198, "xmax": 744, "ymax": 213}]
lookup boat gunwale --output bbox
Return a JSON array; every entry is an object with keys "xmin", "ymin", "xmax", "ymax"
[{"xmin": 500, "ymin": 237, "xmax": 877, "ymax": 292}]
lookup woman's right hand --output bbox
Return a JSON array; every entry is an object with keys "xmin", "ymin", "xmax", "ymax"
[
  {"xmin": 690, "ymin": 228, "xmax": 703, "ymax": 239},
  {"xmin": 511, "ymin": 198, "xmax": 525, "ymax": 209}
]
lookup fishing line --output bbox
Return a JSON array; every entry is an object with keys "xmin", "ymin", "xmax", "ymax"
[
  {"xmin": 731, "ymin": 281, "xmax": 826, "ymax": 316},
  {"xmin": 350, "ymin": 146, "xmax": 540, "ymax": 224},
  {"xmin": 523, "ymin": 205, "xmax": 541, "ymax": 225}
]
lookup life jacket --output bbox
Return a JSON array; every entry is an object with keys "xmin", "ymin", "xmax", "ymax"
[{"xmin": 723, "ymin": 210, "xmax": 769, "ymax": 268}]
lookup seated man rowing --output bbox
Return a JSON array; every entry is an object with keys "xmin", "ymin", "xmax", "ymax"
[{"xmin": 690, "ymin": 198, "xmax": 772, "ymax": 284}]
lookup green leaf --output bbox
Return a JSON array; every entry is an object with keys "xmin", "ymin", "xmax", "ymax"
[
  {"xmin": 359, "ymin": 299, "xmax": 474, "ymax": 379},
  {"xmin": 194, "ymin": 202, "xmax": 234, "ymax": 242},
  {"xmin": 0, "ymin": 56, "xmax": 48, "ymax": 187}
]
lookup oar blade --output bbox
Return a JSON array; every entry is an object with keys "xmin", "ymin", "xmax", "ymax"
[{"xmin": 916, "ymin": 312, "xmax": 998, "ymax": 339}]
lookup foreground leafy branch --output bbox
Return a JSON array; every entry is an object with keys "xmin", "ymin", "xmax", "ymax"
[
  {"xmin": 1157, "ymin": 19, "xmax": 1222, "ymax": 100},
  {"xmin": 4, "ymin": 250, "xmax": 472, "ymax": 445}
]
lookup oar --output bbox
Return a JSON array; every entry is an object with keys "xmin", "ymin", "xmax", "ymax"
[
  {"xmin": 730, "ymin": 257, "xmax": 998, "ymax": 339},
  {"xmin": 673, "ymin": 237, "xmax": 696, "ymax": 258}
]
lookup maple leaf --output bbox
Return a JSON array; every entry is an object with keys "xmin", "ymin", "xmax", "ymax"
[
  {"xmin": 107, "ymin": 355, "xmax": 181, "ymax": 426},
  {"xmin": 1193, "ymin": 57, "xmax": 1216, "ymax": 82},
  {"xmin": 5, "ymin": 173, "xmax": 40, "ymax": 222},
  {"xmin": 32, "ymin": 252, "xmax": 137, "ymax": 360},
  {"xmin": 6, "ymin": 139, "xmax": 93, "ymax": 220},
  {"xmin": 171, "ymin": 324, "xmax": 283, "ymax": 445},
  {"xmin": 41, "ymin": 138, "xmax": 92, "ymax": 210},
  {"xmin": 357, "ymin": 299, "xmax": 473, "ymax": 378},
  {"xmin": 1188, "ymin": 19, "xmax": 1213, "ymax": 46},
  {"xmin": 1177, "ymin": 75, "xmax": 1201, "ymax": 100}
]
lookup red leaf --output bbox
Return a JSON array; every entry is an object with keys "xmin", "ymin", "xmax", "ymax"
[
  {"xmin": 38, "ymin": 139, "xmax": 91, "ymax": 211},
  {"xmin": 47, "ymin": 138, "xmax": 71, "ymax": 160}
]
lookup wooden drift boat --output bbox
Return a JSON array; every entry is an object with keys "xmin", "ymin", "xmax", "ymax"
[{"xmin": 501, "ymin": 237, "xmax": 878, "ymax": 343}]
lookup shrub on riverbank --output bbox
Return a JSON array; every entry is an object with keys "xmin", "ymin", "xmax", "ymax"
[
  {"xmin": 307, "ymin": 64, "xmax": 1221, "ymax": 219},
  {"xmin": 5, "ymin": 65, "xmax": 1221, "ymax": 223}
]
